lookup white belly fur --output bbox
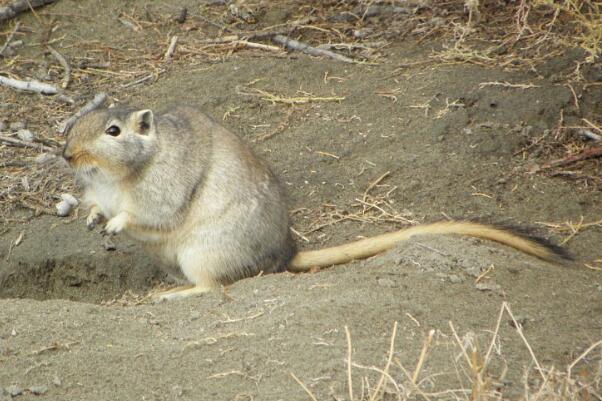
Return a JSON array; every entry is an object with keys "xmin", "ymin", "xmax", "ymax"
[{"xmin": 84, "ymin": 181, "xmax": 123, "ymax": 220}]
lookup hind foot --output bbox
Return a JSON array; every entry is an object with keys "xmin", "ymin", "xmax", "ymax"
[{"xmin": 151, "ymin": 284, "xmax": 214, "ymax": 302}]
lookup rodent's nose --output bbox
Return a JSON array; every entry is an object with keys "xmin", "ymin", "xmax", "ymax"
[{"xmin": 62, "ymin": 147, "xmax": 73, "ymax": 162}]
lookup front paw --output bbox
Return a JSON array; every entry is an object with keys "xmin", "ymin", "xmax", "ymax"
[
  {"xmin": 104, "ymin": 213, "xmax": 129, "ymax": 235},
  {"xmin": 86, "ymin": 207, "xmax": 103, "ymax": 230}
]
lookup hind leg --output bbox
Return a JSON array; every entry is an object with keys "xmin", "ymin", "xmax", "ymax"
[{"xmin": 152, "ymin": 247, "xmax": 224, "ymax": 302}]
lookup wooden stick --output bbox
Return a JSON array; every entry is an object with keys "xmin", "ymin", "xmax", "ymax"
[
  {"xmin": 47, "ymin": 45, "xmax": 71, "ymax": 89},
  {"xmin": 58, "ymin": 92, "xmax": 107, "ymax": 135},
  {"xmin": 540, "ymin": 146, "xmax": 602, "ymax": 169},
  {"xmin": 233, "ymin": 40, "xmax": 281, "ymax": 52},
  {"xmin": 0, "ymin": 134, "xmax": 54, "ymax": 151},
  {"xmin": 163, "ymin": 35, "xmax": 178, "ymax": 62},
  {"xmin": 362, "ymin": 171, "xmax": 390, "ymax": 201},
  {"xmin": 197, "ymin": 30, "xmax": 286, "ymax": 45},
  {"xmin": 0, "ymin": 21, "xmax": 20, "ymax": 56},
  {"xmin": 121, "ymin": 73, "xmax": 154, "ymax": 88},
  {"xmin": 0, "ymin": 0, "xmax": 59, "ymax": 24},
  {"xmin": 272, "ymin": 34, "xmax": 355, "ymax": 63},
  {"xmin": 582, "ymin": 118, "xmax": 602, "ymax": 135},
  {"xmin": 0, "ymin": 75, "xmax": 57, "ymax": 94},
  {"xmin": 0, "ymin": 160, "xmax": 28, "ymax": 168}
]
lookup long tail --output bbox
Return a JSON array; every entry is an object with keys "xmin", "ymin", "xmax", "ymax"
[{"xmin": 288, "ymin": 221, "xmax": 568, "ymax": 272}]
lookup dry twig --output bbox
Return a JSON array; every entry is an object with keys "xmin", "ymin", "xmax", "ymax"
[
  {"xmin": 0, "ymin": 21, "xmax": 20, "ymax": 56},
  {"xmin": 0, "ymin": 75, "xmax": 58, "ymax": 95},
  {"xmin": 478, "ymin": 81, "xmax": 539, "ymax": 90},
  {"xmin": 47, "ymin": 45, "xmax": 71, "ymax": 89},
  {"xmin": 58, "ymin": 93, "xmax": 107, "ymax": 135},
  {"xmin": 539, "ymin": 147, "xmax": 602, "ymax": 170},
  {"xmin": 0, "ymin": 0, "xmax": 59, "ymax": 23},
  {"xmin": 272, "ymin": 34, "xmax": 355, "ymax": 63},
  {"xmin": 0, "ymin": 135, "xmax": 54, "ymax": 152}
]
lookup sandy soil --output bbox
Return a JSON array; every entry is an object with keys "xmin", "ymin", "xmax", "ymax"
[{"xmin": 0, "ymin": 1, "xmax": 601, "ymax": 400}]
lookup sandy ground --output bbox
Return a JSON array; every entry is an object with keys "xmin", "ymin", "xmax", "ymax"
[{"xmin": 0, "ymin": 1, "xmax": 601, "ymax": 400}]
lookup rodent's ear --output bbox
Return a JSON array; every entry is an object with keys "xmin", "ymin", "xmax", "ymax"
[{"xmin": 132, "ymin": 109, "xmax": 154, "ymax": 135}]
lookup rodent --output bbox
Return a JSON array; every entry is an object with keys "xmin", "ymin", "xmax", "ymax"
[{"xmin": 62, "ymin": 105, "xmax": 568, "ymax": 301}]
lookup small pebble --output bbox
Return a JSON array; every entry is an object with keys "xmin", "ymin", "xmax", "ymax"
[
  {"xmin": 10, "ymin": 328, "xmax": 16, "ymax": 336},
  {"xmin": 465, "ymin": 266, "xmax": 482, "ymax": 277},
  {"xmin": 56, "ymin": 94, "xmax": 75, "ymax": 104},
  {"xmin": 510, "ymin": 315, "xmax": 529, "ymax": 328},
  {"xmin": 16, "ymin": 129, "xmax": 34, "ymax": 142},
  {"xmin": 1, "ymin": 47, "xmax": 15, "ymax": 57},
  {"xmin": 353, "ymin": 28, "xmax": 373, "ymax": 39},
  {"xmin": 55, "ymin": 200, "xmax": 73, "ymax": 217},
  {"xmin": 102, "ymin": 236, "xmax": 116, "ymax": 251},
  {"xmin": 60, "ymin": 193, "xmax": 79, "ymax": 207},
  {"xmin": 475, "ymin": 282, "xmax": 501, "ymax": 292},
  {"xmin": 171, "ymin": 385, "xmax": 183, "ymax": 398},
  {"xmin": 0, "ymin": 121, "xmax": 6, "ymax": 131},
  {"xmin": 34, "ymin": 153, "xmax": 56, "ymax": 165},
  {"xmin": 29, "ymin": 386, "xmax": 47, "ymax": 395},
  {"xmin": 6, "ymin": 385, "xmax": 22, "ymax": 397},
  {"xmin": 9, "ymin": 121, "xmax": 26, "ymax": 131},
  {"xmin": 52, "ymin": 376, "xmax": 62, "ymax": 387},
  {"xmin": 174, "ymin": 7, "xmax": 187, "ymax": 23},
  {"xmin": 377, "ymin": 277, "xmax": 396, "ymax": 287},
  {"xmin": 448, "ymin": 274, "xmax": 463, "ymax": 284},
  {"xmin": 20, "ymin": 177, "xmax": 29, "ymax": 192}
]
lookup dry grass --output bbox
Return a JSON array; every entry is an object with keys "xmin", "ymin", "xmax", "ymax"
[
  {"xmin": 292, "ymin": 303, "xmax": 602, "ymax": 401},
  {"xmin": 291, "ymin": 171, "xmax": 418, "ymax": 243},
  {"xmin": 432, "ymin": 0, "xmax": 601, "ymax": 67}
]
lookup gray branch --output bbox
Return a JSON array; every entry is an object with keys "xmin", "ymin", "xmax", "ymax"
[
  {"xmin": 0, "ymin": 0, "xmax": 60, "ymax": 24},
  {"xmin": 58, "ymin": 93, "xmax": 107, "ymax": 135}
]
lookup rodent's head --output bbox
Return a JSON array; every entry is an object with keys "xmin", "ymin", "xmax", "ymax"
[{"xmin": 63, "ymin": 107, "xmax": 158, "ymax": 180}]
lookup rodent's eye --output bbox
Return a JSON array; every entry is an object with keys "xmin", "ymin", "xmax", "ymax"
[{"xmin": 105, "ymin": 126, "xmax": 121, "ymax": 137}]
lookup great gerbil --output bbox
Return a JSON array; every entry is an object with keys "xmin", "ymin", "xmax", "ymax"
[{"xmin": 62, "ymin": 105, "xmax": 567, "ymax": 301}]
